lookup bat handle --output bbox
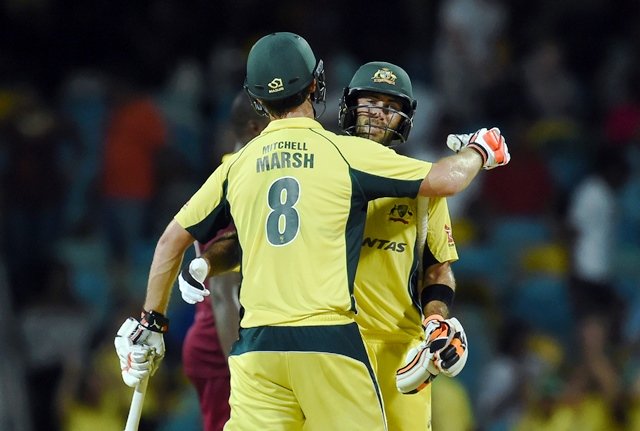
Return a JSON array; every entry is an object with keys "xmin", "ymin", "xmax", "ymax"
[{"xmin": 124, "ymin": 377, "xmax": 149, "ymax": 431}]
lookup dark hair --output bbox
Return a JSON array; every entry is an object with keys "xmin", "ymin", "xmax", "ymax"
[{"xmin": 260, "ymin": 85, "xmax": 312, "ymax": 117}]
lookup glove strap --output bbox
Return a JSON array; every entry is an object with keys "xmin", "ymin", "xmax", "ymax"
[
  {"xmin": 140, "ymin": 310, "xmax": 170, "ymax": 333},
  {"xmin": 420, "ymin": 283, "xmax": 455, "ymax": 310},
  {"xmin": 181, "ymin": 266, "xmax": 207, "ymax": 289},
  {"xmin": 422, "ymin": 314, "xmax": 446, "ymax": 328},
  {"xmin": 467, "ymin": 143, "xmax": 488, "ymax": 165}
]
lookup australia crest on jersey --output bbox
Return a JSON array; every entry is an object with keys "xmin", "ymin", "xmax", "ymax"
[{"xmin": 388, "ymin": 204, "xmax": 413, "ymax": 224}]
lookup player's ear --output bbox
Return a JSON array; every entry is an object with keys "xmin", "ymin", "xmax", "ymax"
[{"xmin": 309, "ymin": 80, "xmax": 317, "ymax": 96}]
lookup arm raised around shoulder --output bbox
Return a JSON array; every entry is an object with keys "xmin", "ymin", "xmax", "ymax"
[{"xmin": 418, "ymin": 148, "xmax": 483, "ymax": 197}]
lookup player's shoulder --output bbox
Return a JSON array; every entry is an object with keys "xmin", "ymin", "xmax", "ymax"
[{"xmin": 327, "ymin": 133, "xmax": 390, "ymax": 152}]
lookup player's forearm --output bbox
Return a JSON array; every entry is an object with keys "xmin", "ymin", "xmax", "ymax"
[
  {"xmin": 202, "ymin": 231, "xmax": 241, "ymax": 276},
  {"xmin": 419, "ymin": 148, "xmax": 482, "ymax": 197},
  {"xmin": 144, "ymin": 220, "xmax": 195, "ymax": 314},
  {"xmin": 421, "ymin": 262, "xmax": 456, "ymax": 318}
]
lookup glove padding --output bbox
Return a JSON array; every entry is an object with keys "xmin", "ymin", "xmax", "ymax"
[
  {"xmin": 447, "ymin": 127, "xmax": 511, "ymax": 170},
  {"xmin": 396, "ymin": 340, "xmax": 439, "ymax": 394},
  {"xmin": 114, "ymin": 316, "xmax": 166, "ymax": 387},
  {"xmin": 395, "ymin": 315, "xmax": 469, "ymax": 394},
  {"xmin": 178, "ymin": 257, "xmax": 210, "ymax": 304},
  {"xmin": 433, "ymin": 317, "xmax": 468, "ymax": 378}
]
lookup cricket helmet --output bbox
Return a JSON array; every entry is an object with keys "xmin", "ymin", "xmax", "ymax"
[
  {"xmin": 244, "ymin": 32, "xmax": 326, "ymax": 115},
  {"xmin": 339, "ymin": 61, "xmax": 417, "ymax": 144}
]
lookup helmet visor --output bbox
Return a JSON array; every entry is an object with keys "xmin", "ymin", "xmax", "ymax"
[{"xmin": 343, "ymin": 99, "xmax": 412, "ymax": 146}]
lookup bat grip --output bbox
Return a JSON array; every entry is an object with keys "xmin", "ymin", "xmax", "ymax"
[{"xmin": 124, "ymin": 376, "xmax": 149, "ymax": 431}]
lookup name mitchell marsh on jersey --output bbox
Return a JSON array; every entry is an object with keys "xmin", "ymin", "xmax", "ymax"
[{"xmin": 257, "ymin": 141, "xmax": 315, "ymax": 172}]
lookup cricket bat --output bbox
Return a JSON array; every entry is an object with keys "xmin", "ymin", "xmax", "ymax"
[{"xmin": 124, "ymin": 376, "xmax": 149, "ymax": 431}]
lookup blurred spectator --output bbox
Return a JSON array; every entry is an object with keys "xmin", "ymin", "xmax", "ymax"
[
  {"xmin": 204, "ymin": 43, "xmax": 246, "ymax": 167},
  {"xmin": 100, "ymin": 74, "xmax": 168, "ymax": 295},
  {"xmin": 0, "ymin": 261, "xmax": 31, "ymax": 431},
  {"xmin": 515, "ymin": 369, "xmax": 623, "ymax": 431},
  {"xmin": 521, "ymin": 38, "xmax": 591, "ymax": 196},
  {"xmin": 0, "ymin": 86, "xmax": 81, "ymax": 309},
  {"xmin": 602, "ymin": 61, "xmax": 640, "ymax": 147},
  {"xmin": 475, "ymin": 320, "xmax": 533, "ymax": 431},
  {"xmin": 433, "ymin": 0, "xmax": 508, "ymax": 124},
  {"xmin": 19, "ymin": 260, "xmax": 93, "ymax": 431},
  {"xmin": 564, "ymin": 147, "xmax": 630, "ymax": 429},
  {"xmin": 603, "ymin": 89, "xmax": 640, "ymax": 148},
  {"xmin": 522, "ymin": 38, "xmax": 583, "ymax": 120},
  {"xmin": 566, "ymin": 148, "xmax": 630, "ymax": 327},
  {"xmin": 157, "ymin": 59, "xmax": 207, "ymax": 177},
  {"xmin": 58, "ymin": 70, "xmax": 108, "ymax": 232}
]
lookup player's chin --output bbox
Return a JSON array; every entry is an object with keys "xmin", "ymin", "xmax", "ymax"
[{"xmin": 356, "ymin": 126, "xmax": 385, "ymax": 142}]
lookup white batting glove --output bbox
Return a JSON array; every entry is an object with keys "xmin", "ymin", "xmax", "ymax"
[
  {"xmin": 178, "ymin": 257, "xmax": 210, "ymax": 304},
  {"xmin": 446, "ymin": 133, "xmax": 474, "ymax": 152},
  {"xmin": 396, "ymin": 339, "xmax": 440, "ymax": 394},
  {"xmin": 114, "ymin": 312, "xmax": 167, "ymax": 387},
  {"xmin": 396, "ymin": 315, "xmax": 449, "ymax": 394},
  {"xmin": 447, "ymin": 127, "xmax": 511, "ymax": 170},
  {"xmin": 432, "ymin": 317, "xmax": 468, "ymax": 377}
]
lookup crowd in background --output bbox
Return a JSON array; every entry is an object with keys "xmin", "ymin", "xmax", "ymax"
[{"xmin": 0, "ymin": 0, "xmax": 639, "ymax": 430}]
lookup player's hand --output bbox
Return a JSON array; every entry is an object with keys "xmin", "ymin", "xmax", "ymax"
[
  {"xmin": 395, "ymin": 339, "xmax": 439, "ymax": 394},
  {"xmin": 395, "ymin": 315, "xmax": 469, "ymax": 393},
  {"xmin": 446, "ymin": 132, "xmax": 474, "ymax": 152},
  {"xmin": 432, "ymin": 317, "xmax": 468, "ymax": 378},
  {"xmin": 447, "ymin": 127, "xmax": 511, "ymax": 170},
  {"xmin": 396, "ymin": 315, "xmax": 448, "ymax": 394},
  {"xmin": 114, "ymin": 311, "xmax": 168, "ymax": 387},
  {"xmin": 178, "ymin": 257, "xmax": 210, "ymax": 304}
]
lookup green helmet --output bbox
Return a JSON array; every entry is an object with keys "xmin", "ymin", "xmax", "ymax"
[
  {"xmin": 244, "ymin": 32, "xmax": 326, "ymax": 116},
  {"xmin": 339, "ymin": 61, "xmax": 417, "ymax": 144}
]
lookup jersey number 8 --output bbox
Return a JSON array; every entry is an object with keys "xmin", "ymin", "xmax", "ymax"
[{"xmin": 266, "ymin": 177, "xmax": 300, "ymax": 246}]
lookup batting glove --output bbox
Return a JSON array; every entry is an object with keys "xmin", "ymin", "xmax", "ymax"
[
  {"xmin": 433, "ymin": 317, "xmax": 468, "ymax": 378},
  {"xmin": 447, "ymin": 127, "xmax": 511, "ymax": 170},
  {"xmin": 396, "ymin": 315, "xmax": 449, "ymax": 394},
  {"xmin": 395, "ymin": 315, "xmax": 469, "ymax": 393},
  {"xmin": 114, "ymin": 311, "xmax": 168, "ymax": 387},
  {"xmin": 396, "ymin": 339, "xmax": 440, "ymax": 394},
  {"xmin": 178, "ymin": 257, "xmax": 210, "ymax": 304}
]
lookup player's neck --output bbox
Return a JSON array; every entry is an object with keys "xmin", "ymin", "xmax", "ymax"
[{"xmin": 270, "ymin": 100, "xmax": 315, "ymax": 120}]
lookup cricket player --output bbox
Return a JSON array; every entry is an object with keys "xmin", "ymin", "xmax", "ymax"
[
  {"xmin": 114, "ymin": 32, "xmax": 510, "ymax": 430},
  {"xmin": 183, "ymin": 61, "xmax": 484, "ymax": 430},
  {"xmin": 339, "ymin": 61, "xmax": 466, "ymax": 430}
]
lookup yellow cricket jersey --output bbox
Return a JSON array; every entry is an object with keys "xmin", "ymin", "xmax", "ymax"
[
  {"xmin": 355, "ymin": 196, "xmax": 459, "ymax": 342},
  {"xmin": 174, "ymin": 117, "xmax": 431, "ymax": 328}
]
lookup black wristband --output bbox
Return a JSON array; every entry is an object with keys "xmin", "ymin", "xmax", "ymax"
[
  {"xmin": 140, "ymin": 310, "xmax": 170, "ymax": 333},
  {"xmin": 420, "ymin": 284, "xmax": 455, "ymax": 310}
]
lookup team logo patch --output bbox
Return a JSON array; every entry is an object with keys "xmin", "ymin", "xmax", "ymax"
[
  {"xmin": 372, "ymin": 67, "xmax": 397, "ymax": 85},
  {"xmin": 444, "ymin": 224, "xmax": 455, "ymax": 245},
  {"xmin": 389, "ymin": 204, "xmax": 413, "ymax": 224},
  {"xmin": 268, "ymin": 78, "xmax": 284, "ymax": 93}
]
